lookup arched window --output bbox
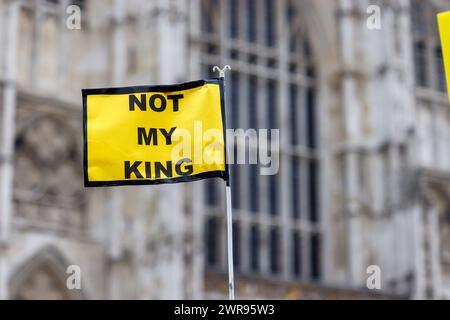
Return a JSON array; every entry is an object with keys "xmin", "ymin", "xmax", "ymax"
[
  {"xmin": 412, "ymin": 0, "xmax": 446, "ymax": 91},
  {"xmin": 10, "ymin": 246, "xmax": 84, "ymax": 300},
  {"xmin": 193, "ymin": 0, "xmax": 320, "ymax": 281},
  {"xmin": 411, "ymin": 0, "xmax": 450, "ymax": 170},
  {"xmin": 411, "ymin": 1, "xmax": 450, "ymax": 293}
]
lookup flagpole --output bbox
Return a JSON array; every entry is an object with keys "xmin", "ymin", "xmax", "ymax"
[
  {"xmin": 225, "ymin": 182, "xmax": 235, "ymax": 300},
  {"xmin": 213, "ymin": 65, "xmax": 235, "ymax": 300}
]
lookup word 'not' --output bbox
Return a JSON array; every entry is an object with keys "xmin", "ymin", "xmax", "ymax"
[{"xmin": 129, "ymin": 93, "xmax": 184, "ymax": 112}]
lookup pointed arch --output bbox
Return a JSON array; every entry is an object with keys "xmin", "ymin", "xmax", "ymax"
[{"xmin": 9, "ymin": 245, "xmax": 85, "ymax": 300}]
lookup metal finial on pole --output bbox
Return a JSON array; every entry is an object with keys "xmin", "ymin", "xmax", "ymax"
[
  {"xmin": 213, "ymin": 65, "xmax": 235, "ymax": 300},
  {"xmin": 213, "ymin": 65, "xmax": 231, "ymax": 79}
]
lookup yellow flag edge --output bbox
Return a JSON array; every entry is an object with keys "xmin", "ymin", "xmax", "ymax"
[{"xmin": 437, "ymin": 11, "xmax": 450, "ymax": 105}]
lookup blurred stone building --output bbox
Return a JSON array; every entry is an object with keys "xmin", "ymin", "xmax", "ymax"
[{"xmin": 0, "ymin": 0, "xmax": 449, "ymax": 299}]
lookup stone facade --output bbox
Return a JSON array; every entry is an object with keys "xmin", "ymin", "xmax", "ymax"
[{"xmin": 0, "ymin": 0, "xmax": 449, "ymax": 300}]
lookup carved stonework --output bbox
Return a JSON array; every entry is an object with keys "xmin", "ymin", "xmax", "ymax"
[
  {"xmin": 13, "ymin": 264, "xmax": 70, "ymax": 300},
  {"xmin": 10, "ymin": 246, "xmax": 84, "ymax": 300},
  {"xmin": 13, "ymin": 105, "xmax": 85, "ymax": 232}
]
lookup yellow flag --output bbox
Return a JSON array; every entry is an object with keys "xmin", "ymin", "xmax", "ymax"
[
  {"xmin": 83, "ymin": 80, "xmax": 228, "ymax": 187},
  {"xmin": 438, "ymin": 11, "xmax": 450, "ymax": 101}
]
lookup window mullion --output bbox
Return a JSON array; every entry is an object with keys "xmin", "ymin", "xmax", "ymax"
[
  {"xmin": 219, "ymin": 0, "xmax": 227, "ymax": 66},
  {"xmin": 276, "ymin": 0, "xmax": 291, "ymax": 281}
]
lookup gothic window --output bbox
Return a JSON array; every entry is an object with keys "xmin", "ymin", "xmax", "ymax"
[
  {"xmin": 412, "ymin": 0, "xmax": 446, "ymax": 92},
  {"xmin": 196, "ymin": 0, "xmax": 320, "ymax": 281},
  {"xmin": 13, "ymin": 110, "xmax": 86, "ymax": 234},
  {"xmin": 18, "ymin": 0, "xmax": 86, "ymax": 91},
  {"xmin": 411, "ymin": 0, "xmax": 450, "ymax": 170},
  {"xmin": 10, "ymin": 247, "xmax": 83, "ymax": 300}
]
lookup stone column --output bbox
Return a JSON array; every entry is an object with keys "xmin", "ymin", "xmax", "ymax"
[
  {"xmin": 276, "ymin": 0, "xmax": 292, "ymax": 282},
  {"xmin": 106, "ymin": 0, "xmax": 126, "ymax": 300},
  {"xmin": 427, "ymin": 205, "xmax": 442, "ymax": 299},
  {"xmin": 411, "ymin": 204, "xmax": 425, "ymax": 299},
  {"xmin": 339, "ymin": 0, "xmax": 363, "ymax": 286},
  {"xmin": 151, "ymin": 0, "xmax": 189, "ymax": 299},
  {"xmin": 0, "ymin": 0, "xmax": 20, "ymax": 300}
]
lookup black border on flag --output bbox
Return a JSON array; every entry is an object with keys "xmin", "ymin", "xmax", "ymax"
[{"xmin": 82, "ymin": 79, "xmax": 229, "ymax": 188}]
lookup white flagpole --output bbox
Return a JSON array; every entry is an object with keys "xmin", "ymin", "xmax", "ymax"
[
  {"xmin": 225, "ymin": 183, "xmax": 235, "ymax": 300},
  {"xmin": 213, "ymin": 65, "xmax": 235, "ymax": 300}
]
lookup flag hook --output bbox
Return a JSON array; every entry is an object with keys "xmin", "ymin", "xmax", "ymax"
[{"xmin": 213, "ymin": 65, "xmax": 231, "ymax": 78}]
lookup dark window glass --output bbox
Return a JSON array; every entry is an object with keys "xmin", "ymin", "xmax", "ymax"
[
  {"xmin": 287, "ymin": 2, "xmax": 297, "ymax": 52},
  {"xmin": 201, "ymin": 2, "xmax": 214, "ymax": 33},
  {"xmin": 248, "ymin": 54, "xmax": 258, "ymax": 64},
  {"xmin": 436, "ymin": 47, "xmax": 446, "ymax": 92},
  {"xmin": 269, "ymin": 174, "xmax": 278, "ymax": 215},
  {"xmin": 230, "ymin": 72, "xmax": 240, "ymax": 128},
  {"xmin": 304, "ymin": 39, "xmax": 314, "ymax": 72},
  {"xmin": 205, "ymin": 43, "xmax": 219, "ymax": 55},
  {"xmin": 445, "ymin": 210, "xmax": 450, "ymax": 224},
  {"xmin": 246, "ymin": 0, "xmax": 257, "ymax": 42},
  {"xmin": 414, "ymin": 41, "xmax": 428, "ymax": 87},
  {"xmin": 292, "ymin": 157, "xmax": 300, "ymax": 219},
  {"xmin": 72, "ymin": 0, "xmax": 85, "ymax": 11},
  {"xmin": 269, "ymin": 227, "xmax": 280, "ymax": 274},
  {"xmin": 289, "ymin": 61, "xmax": 297, "ymax": 74},
  {"xmin": 205, "ymin": 217, "xmax": 219, "ymax": 266},
  {"xmin": 304, "ymin": 39, "xmax": 312, "ymax": 58},
  {"xmin": 286, "ymin": 0, "xmax": 294, "ymax": 22},
  {"xmin": 306, "ymin": 87, "xmax": 316, "ymax": 149},
  {"xmin": 310, "ymin": 233, "xmax": 321, "ymax": 280},
  {"xmin": 267, "ymin": 58, "xmax": 277, "ymax": 69},
  {"xmin": 306, "ymin": 64, "xmax": 316, "ymax": 79},
  {"xmin": 205, "ymin": 179, "xmax": 218, "ymax": 206},
  {"xmin": 229, "ymin": 0, "xmax": 239, "ymax": 39},
  {"xmin": 267, "ymin": 80, "xmax": 277, "ymax": 142},
  {"xmin": 248, "ymin": 76, "xmax": 257, "ymax": 129},
  {"xmin": 309, "ymin": 160, "xmax": 319, "ymax": 222},
  {"xmin": 230, "ymin": 49, "xmax": 239, "ymax": 60},
  {"xmin": 411, "ymin": 0, "xmax": 427, "ymax": 36},
  {"xmin": 292, "ymin": 231, "xmax": 301, "ymax": 277},
  {"xmin": 289, "ymin": 84, "xmax": 298, "ymax": 145},
  {"xmin": 231, "ymin": 157, "xmax": 240, "ymax": 210},
  {"xmin": 265, "ymin": 0, "xmax": 275, "ymax": 47},
  {"xmin": 249, "ymin": 164, "xmax": 259, "ymax": 213},
  {"xmin": 232, "ymin": 222, "xmax": 241, "ymax": 270},
  {"xmin": 290, "ymin": 37, "xmax": 298, "ymax": 53},
  {"xmin": 250, "ymin": 225, "xmax": 260, "ymax": 272}
]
